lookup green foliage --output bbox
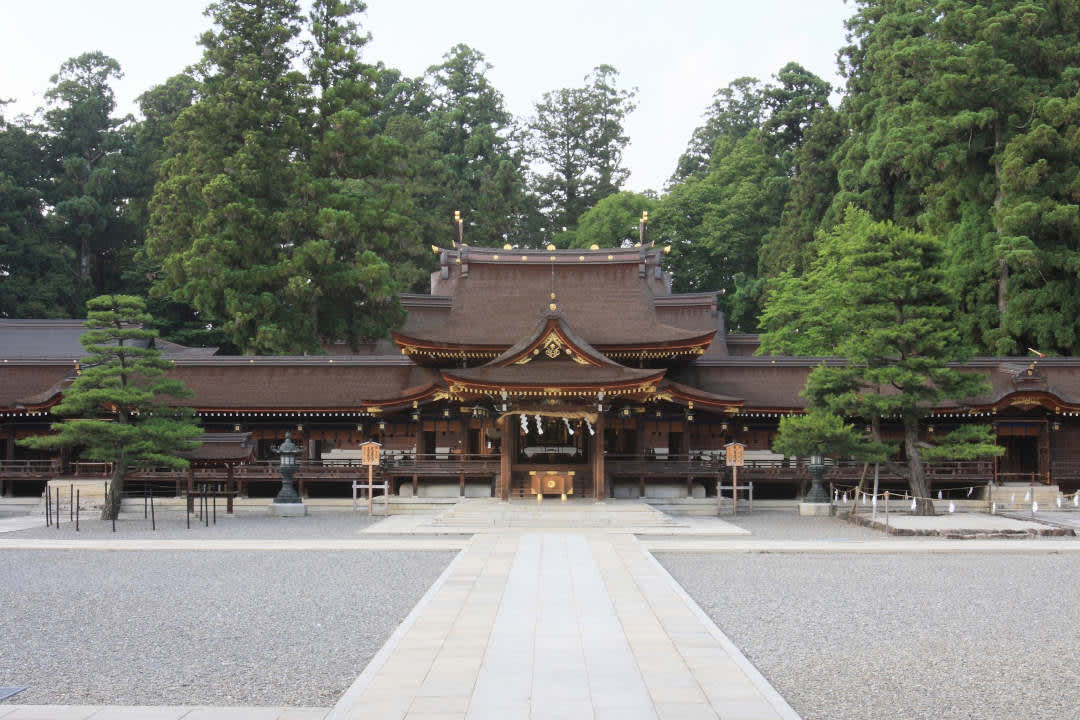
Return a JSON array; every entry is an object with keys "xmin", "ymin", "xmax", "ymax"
[
  {"xmin": 42, "ymin": 52, "xmax": 141, "ymax": 306},
  {"xmin": 145, "ymin": 0, "xmax": 409, "ymax": 353},
  {"xmin": 0, "ymin": 110, "xmax": 78, "ymax": 317},
  {"xmin": 568, "ymin": 191, "xmax": 657, "ymax": 249},
  {"xmin": 422, "ymin": 44, "xmax": 531, "ymax": 247},
  {"xmin": 771, "ymin": 410, "xmax": 865, "ymax": 460},
  {"xmin": 921, "ymin": 425, "xmax": 1004, "ymax": 462},
  {"xmin": 530, "ymin": 65, "xmax": 637, "ymax": 243},
  {"xmin": 834, "ymin": 0, "xmax": 1080, "ymax": 354},
  {"xmin": 759, "ymin": 208, "xmax": 1000, "ymax": 511},
  {"xmin": 19, "ymin": 295, "xmax": 201, "ymax": 518},
  {"xmin": 654, "ymin": 132, "xmax": 787, "ymax": 330}
]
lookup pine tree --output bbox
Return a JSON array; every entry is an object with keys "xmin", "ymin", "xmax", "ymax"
[
  {"xmin": 20, "ymin": 295, "xmax": 201, "ymax": 519},
  {"xmin": 759, "ymin": 208, "xmax": 1001, "ymax": 514}
]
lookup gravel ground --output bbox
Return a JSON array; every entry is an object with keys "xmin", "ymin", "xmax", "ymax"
[
  {"xmin": 658, "ymin": 552, "xmax": 1080, "ymax": 720},
  {"xmin": 723, "ymin": 509, "xmax": 885, "ymax": 540},
  {"xmin": 0, "ymin": 549, "xmax": 455, "ymax": 705},
  {"xmin": 5, "ymin": 511, "xmax": 388, "ymax": 540}
]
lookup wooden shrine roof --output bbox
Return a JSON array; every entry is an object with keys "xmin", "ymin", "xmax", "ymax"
[{"xmin": 394, "ymin": 247, "xmax": 716, "ymax": 352}]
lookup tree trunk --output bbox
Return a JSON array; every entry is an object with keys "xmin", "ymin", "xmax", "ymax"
[
  {"xmin": 904, "ymin": 415, "xmax": 934, "ymax": 515},
  {"xmin": 102, "ymin": 462, "xmax": 125, "ymax": 521},
  {"xmin": 847, "ymin": 461, "xmax": 869, "ymax": 519}
]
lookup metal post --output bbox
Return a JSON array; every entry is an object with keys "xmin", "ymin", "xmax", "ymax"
[
  {"xmin": 70, "ymin": 483, "xmax": 73, "ymax": 522},
  {"xmin": 204, "ymin": 484, "xmax": 209, "ymax": 528},
  {"xmin": 187, "ymin": 491, "xmax": 190, "ymax": 529},
  {"xmin": 749, "ymin": 481, "xmax": 753, "ymax": 513},
  {"xmin": 45, "ymin": 486, "xmax": 51, "ymax": 527},
  {"xmin": 213, "ymin": 487, "xmax": 216, "ymax": 525},
  {"xmin": 150, "ymin": 493, "xmax": 155, "ymax": 531},
  {"xmin": 144, "ymin": 486, "xmax": 148, "ymax": 519},
  {"xmin": 76, "ymin": 489, "xmax": 80, "ymax": 532},
  {"xmin": 56, "ymin": 487, "xmax": 61, "ymax": 529}
]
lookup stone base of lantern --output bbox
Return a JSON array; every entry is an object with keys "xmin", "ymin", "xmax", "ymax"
[
  {"xmin": 798, "ymin": 502, "xmax": 833, "ymax": 517},
  {"xmin": 269, "ymin": 501, "xmax": 308, "ymax": 517}
]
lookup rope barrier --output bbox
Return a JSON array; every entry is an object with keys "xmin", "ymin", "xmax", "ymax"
[{"xmin": 829, "ymin": 483, "xmax": 1080, "ymax": 513}]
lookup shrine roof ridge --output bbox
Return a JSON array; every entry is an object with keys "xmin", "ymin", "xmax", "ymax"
[{"xmin": 431, "ymin": 244, "xmax": 665, "ymax": 265}]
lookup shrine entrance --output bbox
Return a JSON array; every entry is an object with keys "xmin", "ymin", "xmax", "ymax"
[{"xmin": 996, "ymin": 420, "xmax": 1049, "ymax": 483}]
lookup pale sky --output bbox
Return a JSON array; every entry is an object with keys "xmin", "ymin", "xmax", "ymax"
[{"xmin": 0, "ymin": 0, "xmax": 853, "ymax": 192}]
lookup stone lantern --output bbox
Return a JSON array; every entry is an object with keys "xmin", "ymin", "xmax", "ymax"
[{"xmin": 270, "ymin": 431, "xmax": 307, "ymax": 516}]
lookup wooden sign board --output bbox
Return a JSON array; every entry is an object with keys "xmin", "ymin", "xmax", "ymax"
[
  {"xmin": 724, "ymin": 442, "xmax": 745, "ymax": 467},
  {"xmin": 360, "ymin": 441, "xmax": 382, "ymax": 467}
]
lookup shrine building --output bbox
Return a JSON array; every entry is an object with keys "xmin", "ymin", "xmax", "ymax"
[{"xmin": 3, "ymin": 233, "xmax": 1080, "ymax": 502}]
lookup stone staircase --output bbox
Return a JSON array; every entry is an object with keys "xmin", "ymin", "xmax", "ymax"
[
  {"xmin": 990, "ymin": 482, "xmax": 1067, "ymax": 511},
  {"xmin": 429, "ymin": 498, "xmax": 686, "ymax": 529}
]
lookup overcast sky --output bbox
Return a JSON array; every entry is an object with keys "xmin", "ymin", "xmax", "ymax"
[{"xmin": 0, "ymin": 0, "xmax": 853, "ymax": 192}]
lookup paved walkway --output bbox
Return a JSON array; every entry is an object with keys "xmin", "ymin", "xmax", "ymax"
[{"xmin": 329, "ymin": 531, "xmax": 797, "ymax": 720}]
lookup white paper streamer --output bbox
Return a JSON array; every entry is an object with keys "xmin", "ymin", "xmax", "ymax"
[
  {"xmin": 967, "ymin": 486, "xmax": 973, "ymax": 498},
  {"xmin": 861, "ymin": 492, "xmax": 867, "ymax": 505},
  {"xmin": 1024, "ymin": 489, "xmax": 1031, "ymax": 502},
  {"xmin": 910, "ymin": 498, "xmax": 917, "ymax": 511},
  {"xmin": 1010, "ymin": 493, "xmax": 1016, "ymax": 503},
  {"xmin": 1032, "ymin": 501, "xmax": 1039, "ymax": 512},
  {"xmin": 1057, "ymin": 496, "xmax": 1062, "ymax": 508},
  {"xmin": 585, "ymin": 419, "xmax": 595, "ymax": 436},
  {"xmin": 948, "ymin": 501, "xmax": 955, "ymax": 513},
  {"xmin": 842, "ymin": 492, "xmax": 848, "ymax": 503},
  {"xmin": 534, "ymin": 414, "xmax": 543, "ymax": 435},
  {"xmin": 521, "ymin": 414, "xmax": 528, "ymax": 433},
  {"xmin": 563, "ymin": 417, "xmax": 574, "ymax": 435},
  {"xmin": 991, "ymin": 502, "xmax": 996, "ymax": 514},
  {"xmin": 1074, "ymin": 493, "xmax": 1079, "ymax": 507},
  {"xmin": 937, "ymin": 490, "xmax": 943, "ymax": 500}
]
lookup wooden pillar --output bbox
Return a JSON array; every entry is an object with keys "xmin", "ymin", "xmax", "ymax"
[
  {"xmin": 594, "ymin": 414, "xmax": 606, "ymax": 501},
  {"xmin": 412, "ymin": 473, "xmax": 419, "ymax": 496},
  {"xmin": 459, "ymin": 471, "xmax": 466, "ymax": 498},
  {"xmin": 499, "ymin": 414, "xmax": 513, "ymax": 501},
  {"xmin": 4, "ymin": 424, "xmax": 14, "ymax": 462},
  {"xmin": 226, "ymin": 465, "xmax": 234, "ymax": 514},
  {"xmin": 686, "ymin": 474, "xmax": 693, "ymax": 498}
]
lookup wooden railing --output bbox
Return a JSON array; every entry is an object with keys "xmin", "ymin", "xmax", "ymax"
[
  {"xmin": 381, "ymin": 453, "xmax": 499, "ymax": 477},
  {"xmin": 607, "ymin": 454, "xmax": 719, "ymax": 477}
]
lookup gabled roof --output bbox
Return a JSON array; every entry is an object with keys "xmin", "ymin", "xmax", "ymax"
[
  {"xmin": 393, "ymin": 246, "xmax": 715, "ymax": 357},
  {"xmin": 439, "ymin": 305, "xmax": 666, "ymax": 392}
]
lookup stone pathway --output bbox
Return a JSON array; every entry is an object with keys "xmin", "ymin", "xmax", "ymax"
[{"xmin": 328, "ymin": 530, "xmax": 797, "ymax": 720}]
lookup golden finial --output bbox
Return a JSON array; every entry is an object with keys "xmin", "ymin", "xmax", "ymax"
[
  {"xmin": 549, "ymin": 303, "xmax": 557, "ymax": 311},
  {"xmin": 550, "ymin": 292, "xmax": 556, "ymax": 300},
  {"xmin": 663, "ymin": 245, "xmax": 671, "ymax": 254},
  {"xmin": 431, "ymin": 245, "xmax": 440, "ymax": 254},
  {"xmin": 589, "ymin": 244, "xmax": 599, "ymax": 250},
  {"xmin": 546, "ymin": 243, "xmax": 556, "ymax": 251},
  {"xmin": 503, "ymin": 243, "xmax": 512, "ymax": 250},
  {"xmin": 641, "ymin": 210, "xmax": 648, "ymax": 222},
  {"xmin": 453, "ymin": 210, "xmax": 461, "ymax": 222}
]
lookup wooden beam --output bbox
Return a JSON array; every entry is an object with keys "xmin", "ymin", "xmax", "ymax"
[{"xmin": 499, "ymin": 414, "xmax": 513, "ymax": 501}]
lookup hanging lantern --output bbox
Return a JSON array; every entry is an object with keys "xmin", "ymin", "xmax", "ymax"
[
  {"xmin": 621, "ymin": 406, "xmax": 632, "ymax": 418},
  {"xmin": 378, "ymin": 419, "xmax": 386, "ymax": 432}
]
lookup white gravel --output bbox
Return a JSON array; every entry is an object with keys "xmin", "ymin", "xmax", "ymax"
[
  {"xmin": 6, "ymin": 512, "xmax": 385, "ymax": 540},
  {"xmin": 658, "ymin": 552, "xmax": 1080, "ymax": 720},
  {"xmin": 0, "ymin": 548, "xmax": 454, "ymax": 706}
]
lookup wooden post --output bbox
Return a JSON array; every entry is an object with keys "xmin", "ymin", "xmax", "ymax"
[
  {"xmin": 594, "ymin": 414, "xmax": 606, "ymax": 501},
  {"xmin": 639, "ymin": 475, "xmax": 646, "ymax": 499},
  {"xmin": 499, "ymin": 414, "xmax": 512, "ymax": 501},
  {"xmin": 226, "ymin": 465, "xmax": 234, "ymax": 514},
  {"xmin": 412, "ymin": 473, "xmax": 418, "ymax": 497},
  {"xmin": 732, "ymin": 464, "xmax": 738, "ymax": 516},
  {"xmin": 367, "ymin": 463, "xmax": 373, "ymax": 515},
  {"xmin": 459, "ymin": 471, "xmax": 466, "ymax": 498},
  {"xmin": 686, "ymin": 474, "xmax": 692, "ymax": 498}
]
